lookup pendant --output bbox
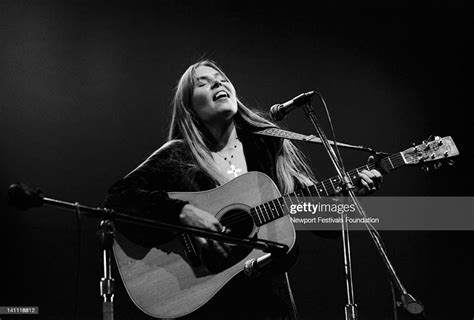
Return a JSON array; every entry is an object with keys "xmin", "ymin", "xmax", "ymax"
[{"xmin": 227, "ymin": 164, "xmax": 242, "ymax": 177}]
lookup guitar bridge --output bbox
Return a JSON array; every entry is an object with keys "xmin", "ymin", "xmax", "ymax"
[{"xmin": 180, "ymin": 233, "xmax": 201, "ymax": 267}]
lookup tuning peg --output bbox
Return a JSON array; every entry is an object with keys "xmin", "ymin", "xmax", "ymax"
[
  {"xmin": 422, "ymin": 136, "xmax": 435, "ymax": 145},
  {"xmin": 448, "ymin": 160, "xmax": 455, "ymax": 166},
  {"xmin": 421, "ymin": 165, "xmax": 430, "ymax": 172}
]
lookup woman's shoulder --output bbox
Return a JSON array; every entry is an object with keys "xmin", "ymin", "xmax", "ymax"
[
  {"xmin": 147, "ymin": 139, "xmax": 189, "ymax": 162},
  {"xmin": 128, "ymin": 140, "xmax": 189, "ymax": 173},
  {"xmin": 153, "ymin": 139, "xmax": 186, "ymax": 153},
  {"xmin": 124, "ymin": 139, "xmax": 193, "ymax": 178}
]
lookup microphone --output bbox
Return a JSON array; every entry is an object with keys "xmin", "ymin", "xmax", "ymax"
[
  {"xmin": 7, "ymin": 183, "xmax": 44, "ymax": 210},
  {"xmin": 243, "ymin": 253, "xmax": 273, "ymax": 278},
  {"xmin": 269, "ymin": 91, "xmax": 316, "ymax": 121}
]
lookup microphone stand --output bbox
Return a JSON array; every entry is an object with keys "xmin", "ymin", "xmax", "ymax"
[
  {"xmin": 7, "ymin": 185, "xmax": 288, "ymax": 320},
  {"xmin": 301, "ymin": 102, "xmax": 359, "ymax": 320},
  {"xmin": 301, "ymin": 101, "xmax": 424, "ymax": 319}
]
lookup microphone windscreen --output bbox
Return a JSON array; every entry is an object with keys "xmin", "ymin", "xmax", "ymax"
[{"xmin": 7, "ymin": 183, "xmax": 44, "ymax": 210}]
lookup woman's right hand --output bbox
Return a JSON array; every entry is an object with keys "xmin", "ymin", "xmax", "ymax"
[{"xmin": 179, "ymin": 204, "xmax": 230, "ymax": 259}]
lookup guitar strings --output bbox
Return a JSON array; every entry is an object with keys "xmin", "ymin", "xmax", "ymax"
[
  {"xmin": 217, "ymin": 153, "xmax": 405, "ymax": 228},
  {"xmin": 219, "ymin": 158, "xmax": 401, "ymax": 227}
]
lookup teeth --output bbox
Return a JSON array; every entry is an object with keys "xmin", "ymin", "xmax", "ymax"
[{"xmin": 214, "ymin": 91, "xmax": 228, "ymax": 100}]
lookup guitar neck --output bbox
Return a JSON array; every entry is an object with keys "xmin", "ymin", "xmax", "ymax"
[
  {"xmin": 250, "ymin": 152, "xmax": 406, "ymax": 226},
  {"xmin": 306, "ymin": 152, "xmax": 405, "ymax": 197}
]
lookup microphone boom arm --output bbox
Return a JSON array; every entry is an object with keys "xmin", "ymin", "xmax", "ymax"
[{"xmin": 6, "ymin": 183, "xmax": 289, "ymax": 254}]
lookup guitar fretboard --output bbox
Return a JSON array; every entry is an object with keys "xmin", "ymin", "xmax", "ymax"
[{"xmin": 250, "ymin": 152, "xmax": 405, "ymax": 226}]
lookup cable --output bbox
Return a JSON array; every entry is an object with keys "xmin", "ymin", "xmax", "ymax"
[
  {"xmin": 314, "ymin": 91, "xmax": 346, "ymax": 172},
  {"xmin": 390, "ymin": 280, "xmax": 399, "ymax": 320},
  {"xmin": 73, "ymin": 202, "xmax": 82, "ymax": 320}
]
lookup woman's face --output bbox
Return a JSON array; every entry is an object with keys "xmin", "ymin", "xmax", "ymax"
[{"xmin": 191, "ymin": 65, "xmax": 238, "ymax": 126}]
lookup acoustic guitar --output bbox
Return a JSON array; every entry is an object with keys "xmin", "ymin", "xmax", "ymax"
[{"xmin": 113, "ymin": 136, "xmax": 458, "ymax": 318}]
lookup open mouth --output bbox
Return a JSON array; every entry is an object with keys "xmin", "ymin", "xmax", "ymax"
[{"xmin": 213, "ymin": 90, "xmax": 230, "ymax": 101}]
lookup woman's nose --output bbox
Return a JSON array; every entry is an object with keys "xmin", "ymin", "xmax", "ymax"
[{"xmin": 211, "ymin": 79, "xmax": 223, "ymax": 89}]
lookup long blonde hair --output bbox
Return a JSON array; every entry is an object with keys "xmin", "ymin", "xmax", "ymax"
[{"xmin": 168, "ymin": 60, "xmax": 316, "ymax": 194}]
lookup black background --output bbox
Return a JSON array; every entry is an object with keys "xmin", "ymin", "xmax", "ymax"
[{"xmin": 1, "ymin": 1, "xmax": 472, "ymax": 319}]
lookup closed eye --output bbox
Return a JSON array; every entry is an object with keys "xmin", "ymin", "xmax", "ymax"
[{"xmin": 196, "ymin": 80, "xmax": 208, "ymax": 87}]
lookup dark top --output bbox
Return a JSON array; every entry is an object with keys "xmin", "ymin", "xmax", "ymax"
[{"xmin": 104, "ymin": 128, "xmax": 299, "ymax": 319}]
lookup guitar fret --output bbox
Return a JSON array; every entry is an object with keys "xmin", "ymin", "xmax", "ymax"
[
  {"xmin": 259, "ymin": 204, "xmax": 266, "ymax": 223},
  {"xmin": 293, "ymin": 192, "xmax": 301, "ymax": 205},
  {"xmin": 269, "ymin": 201, "xmax": 277, "ymax": 219},
  {"xmin": 263, "ymin": 202, "xmax": 272, "ymax": 221},
  {"xmin": 269, "ymin": 200, "xmax": 278, "ymax": 219},
  {"xmin": 280, "ymin": 196, "xmax": 289, "ymax": 212},
  {"xmin": 277, "ymin": 198, "xmax": 286, "ymax": 216},
  {"xmin": 297, "ymin": 189, "xmax": 307, "ymax": 202},
  {"xmin": 389, "ymin": 156, "xmax": 397, "ymax": 168},
  {"xmin": 274, "ymin": 199, "xmax": 284, "ymax": 218},
  {"xmin": 299, "ymin": 188, "xmax": 307, "ymax": 200},
  {"xmin": 387, "ymin": 156, "xmax": 394, "ymax": 169},
  {"xmin": 394, "ymin": 154, "xmax": 404, "ymax": 168},
  {"xmin": 329, "ymin": 178, "xmax": 336, "ymax": 194},
  {"xmin": 257, "ymin": 205, "xmax": 265, "ymax": 224},
  {"xmin": 265, "ymin": 202, "xmax": 273, "ymax": 220},
  {"xmin": 399, "ymin": 151, "xmax": 407, "ymax": 165},
  {"xmin": 256, "ymin": 205, "xmax": 262, "ymax": 223},
  {"xmin": 316, "ymin": 183, "xmax": 325, "ymax": 195},
  {"xmin": 286, "ymin": 193, "xmax": 295, "ymax": 206},
  {"xmin": 254, "ymin": 207, "xmax": 263, "ymax": 225},
  {"xmin": 254, "ymin": 199, "xmax": 285, "ymax": 225},
  {"xmin": 321, "ymin": 182, "xmax": 329, "ymax": 196},
  {"xmin": 348, "ymin": 172, "xmax": 356, "ymax": 184},
  {"xmin": 310, "ymin": 184, "xmax": 321, "ymax": 198},
  {"xmin": 334, "ymin": 177, "xmax": 342, "ymax": 193}
]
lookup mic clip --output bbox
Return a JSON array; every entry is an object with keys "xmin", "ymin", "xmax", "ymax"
[{"xmin": 270, "ymin": 90, "xmax": 316, "ymax": 121}]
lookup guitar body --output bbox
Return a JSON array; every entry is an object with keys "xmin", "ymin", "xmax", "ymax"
[{"xmin": 113, "ymin": 172, "xmax": 296, "ymax": 319}]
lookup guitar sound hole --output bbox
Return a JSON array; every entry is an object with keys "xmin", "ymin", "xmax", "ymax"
[
  {"xmin": 201, "ymin": 208, "xmax": 256, "ymax": 274},
  {"xmin": 220, "ymin": 208, "xmax": 254, "ymax": 237}
]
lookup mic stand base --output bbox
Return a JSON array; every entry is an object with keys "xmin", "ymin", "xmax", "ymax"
[
  {"xmin": 98, "ymin": 220, "xmax": 115, "ymax": 320},
  {"xmin": 345, "ymin": 304, "xmax": 358, "ymax": 320},
  {"xmin": 400, "ymin": 293, "xmax": 425, "ymax": 316}
]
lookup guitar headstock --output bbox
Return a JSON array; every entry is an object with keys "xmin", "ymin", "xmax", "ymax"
[{"xmin": 401, "ymin": 136, "xmax": 459, "ymax": 171}]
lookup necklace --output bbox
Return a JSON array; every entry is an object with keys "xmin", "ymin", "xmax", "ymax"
[{"xmin": 212, "ymin": 134, "xmax": 243, "ymax": 178}]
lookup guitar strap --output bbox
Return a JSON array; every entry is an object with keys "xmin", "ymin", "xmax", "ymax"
[
  {"xmin": 253, "ymin": 127, "xmax": 322, "ymax": 142},
  {"xmin": 253, "ymin": 127, "xmax": 347, "ymax": 148},
  {"xmin": 253, "ymin": 127, "xmax": 379, "ymax": 153}
]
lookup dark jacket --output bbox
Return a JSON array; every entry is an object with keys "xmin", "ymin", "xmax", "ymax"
[{"xmin": 104, "ymin": 128, "xmax": 299, "ymax": 319}]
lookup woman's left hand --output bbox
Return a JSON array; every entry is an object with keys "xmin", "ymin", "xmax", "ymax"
[{"xmin": 355, "ymin": 156, "xmax": 383, "ymax": 195}]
